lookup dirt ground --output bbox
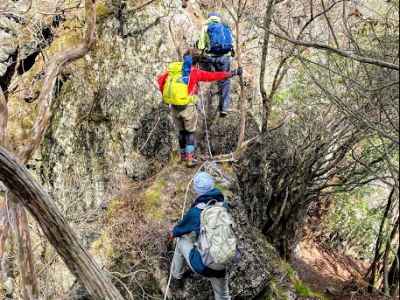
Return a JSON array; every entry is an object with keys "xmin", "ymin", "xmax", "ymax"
[{"xmin": 291, "ymin": 240, "xmax": 391, "ymax": 300}]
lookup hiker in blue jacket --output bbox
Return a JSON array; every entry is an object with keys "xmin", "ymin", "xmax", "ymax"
[
  {"xmin": 169, "ymin": 172, "xmax": 231, "ymax": 300},
  {"xmin": 197, "ymin": 12, "xmax": 235, "ymax": 118}
]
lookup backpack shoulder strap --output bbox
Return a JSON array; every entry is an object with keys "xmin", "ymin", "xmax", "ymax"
[
  {"xmin": 196, "ymin": 202, "xmax": 207, "ymax": 210},
  {"xmin": 196, "ymin": 199, "xmax": 221, "ymax": 210}
]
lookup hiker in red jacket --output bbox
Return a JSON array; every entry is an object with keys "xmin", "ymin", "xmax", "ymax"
[{"xmin": 157, "ymin": 49, "xmax": 242, "ymax": 167}]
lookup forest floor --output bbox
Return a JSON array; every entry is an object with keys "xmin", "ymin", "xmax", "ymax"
[{"xmin": 292, "ymin": 239, "xmax": 389, "ymax": 300}]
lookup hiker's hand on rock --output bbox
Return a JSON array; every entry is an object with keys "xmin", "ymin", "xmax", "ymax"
[
  {"xmin": 231, "ymin": 48, "xmax": 235, "ymax": 57},
  {"xmin": 168, "ymin": 225, "xmax": 174, "ymax": 240},
  {"xmin": 231, "ymin": 67, "xmax": 242, "ymax": 77}
]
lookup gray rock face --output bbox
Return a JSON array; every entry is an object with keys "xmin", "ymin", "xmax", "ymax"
[
  {"xmin": 38, "ymin": 7, "xmax": 179, "ymax": 210},
  {"xmin": 10, "ymin": 2, "xmax": 296, "ymax": 299},
  {"xmin": 0, "ymin": 16, "xmax": 19, "ymax": 77}
]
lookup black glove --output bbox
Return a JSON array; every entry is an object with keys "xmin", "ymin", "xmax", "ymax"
[
  {"xmin": 231, "ymin": 48, "xmax": 235, "ymax": 57},
  {"xmin": 230, "ymin": 67, "xmax": 243, "ymax": 77}
]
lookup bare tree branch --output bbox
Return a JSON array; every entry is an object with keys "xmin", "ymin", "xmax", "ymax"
[
  {"xmin": 259, "ymin": 0, "xmax": 276, "ymax": 132},
  {"xmin": 271, "ymin": 31, "xmax": 400, "ymax": 70},
  {"xmin": 0, "ymin": 146, "xmax": 124, "ymax": 299}
]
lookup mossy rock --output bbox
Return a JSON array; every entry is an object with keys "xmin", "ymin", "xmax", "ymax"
[
  {"xmin": 46, "ymin": 30, "xmax": 83, "ymax": 56},
  {"xmin": 96, "ymin": 1, "xmax": 113, "ymax": 19},
  {"xmin": 144, "ymin": 178, "xmax": 167, "ymax": 220}
]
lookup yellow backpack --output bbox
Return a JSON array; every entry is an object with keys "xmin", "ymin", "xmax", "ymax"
[{"xmin": 162, "ymin": 62, "xmax": 194, "ymax": 105}]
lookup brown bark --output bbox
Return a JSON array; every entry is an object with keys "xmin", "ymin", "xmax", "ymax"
[
  {"xmin": 235, "ymin": 18, "xmax": 247, "ymax": 150},
  {"xmin": 0, "ymin": 146, "xmax": 124, "ymax": 299},
  {"xmin": 0, "ymin": 194, "xmax": 9, "ymax": 283},
  {"xmin": 259, "ymin": 0, "xmax": 276, "ymax": 132},
  {"xmin": 8, "ymin": 197, "xmax": 38, "ymax": 300},
  {"xmin": 221, "ymin": 0, "xmax": 247, "ymax": 149},
  {"xmin": 382, "ymin": 217, "xmax": 399, "ymax": 295},
  {"xmin": 368, "ymin": 187, "xmax": 394, "ymax": 291},
  {"xmin": 0, "ymin": 87, "xmax": 7, "ymax": 147},
  {"xmin": 388, "ymin": 245, "xmax": 399, "ymax": 296}
]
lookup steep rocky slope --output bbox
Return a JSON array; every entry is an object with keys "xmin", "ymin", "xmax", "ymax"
[
  {"xmin": 92, "ymin": 162, "xmax": 296, "ymax": 299},
  {"xmin": 2, "ymin": 0, "xmax": 299, "ymax": 298}
]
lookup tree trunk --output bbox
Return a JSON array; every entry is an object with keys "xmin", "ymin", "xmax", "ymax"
[
  {"xmin": 235, "ymin": 15, "xmax": 247, "ymax": 149},
  {"xmin": 0, "ymin": 146, "xmax": 124, "ymax": 300},
  {"xmin": 259, "ymin": 0, "xmax": 276, "ymax": 132},
  {"xmin": 7, "ymin": 196, "xmax": 39, "ymax": 300},
  {"xmin": 388, "ymin": 245, "xmax": 399, "ymax": 296},
  {"xmin": 368, "ymin": 187, "xmax": 394, "ymax": 291},
  {"xmin": 0, "ymin": 194, "xmax": 10, "ymax": 286},
  {"xmin": 0, "ymin": 87, "xmax": 7, "ymax": 146},
  {"xmin": 382, "ymin": 217, "xmax": 399, "ymax": 295}
]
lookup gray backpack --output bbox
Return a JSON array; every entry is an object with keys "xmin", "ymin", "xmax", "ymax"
[{"xmin": 196, "ymin": 201, "xmax": 237, "ymax": 269}]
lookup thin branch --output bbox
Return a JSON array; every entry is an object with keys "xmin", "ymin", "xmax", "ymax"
[{"xmin": 271, "ymin": 31, "xmax": 399, "ymax": 70}]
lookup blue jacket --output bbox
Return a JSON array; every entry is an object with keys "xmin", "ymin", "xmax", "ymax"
[{"xmin": 172, "ymin": 188, "xmax": 226, "ymax": 278}]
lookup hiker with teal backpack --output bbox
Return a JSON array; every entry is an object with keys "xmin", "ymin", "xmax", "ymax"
[
  {"xmin": 197, "ymin": 12, "xmax": 235, "ymax": 117},
  {"xmin": 157, "ymin": 49, "xmax": 242, "ymax": 167},
  {"xmin": 168, "ymin": 172, "xmax": 237, "ymax": 300}
]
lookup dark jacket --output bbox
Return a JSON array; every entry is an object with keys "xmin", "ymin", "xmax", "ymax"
[{"xmin": 172, "ymin": 188, "xmax": 226, "ymax": 278}]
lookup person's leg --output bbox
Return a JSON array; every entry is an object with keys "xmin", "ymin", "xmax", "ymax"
[
  {"xmin": 180, "ymin": 104, "xmax": 198, "ymax": 167},
  {"xmin": 185, "ymin": 131, "xmax": 197, "ymax": 167},
  {"xmin": 171, "ymin": 106, "xmax": 186, "ymax": 159},
  {"xmin": 209, "ymin": 275, "xmax": 231, "ymax": 300},
  {"xmin": 171, "ymin": 236, "xmax": 195, "ymax": 279},
  {"xmin": 171, "ymin": 243, "xmax": 185, "ymax": 279},
  {"xmin": 178, "ymin": 130, "xmax": 187, "ymax": 161},
  {"xmin": 216, "ymin": 56, "xmax": 231, "ymax": 114}
]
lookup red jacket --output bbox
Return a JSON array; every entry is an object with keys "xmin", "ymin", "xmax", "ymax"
[{"xmin": 157, "ymin": 67, "xmax": 231, "ymax": 96}]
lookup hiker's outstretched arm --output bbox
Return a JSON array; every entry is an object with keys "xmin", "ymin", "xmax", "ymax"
[
  {"xmin": 157, "ymin": 72, "xmax": 168, "ymax": 92},
  {"xmin": 172, "ymin": 208, "xmax": 200, "ymax": 237},
  {"xmin": 191, "ymin": 68, "xmax": 231, "ymax": 83}
]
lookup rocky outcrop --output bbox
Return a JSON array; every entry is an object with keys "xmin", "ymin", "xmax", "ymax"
[{"xmin": 94, "ymin": 163, "xmax": 295, "ymax": 300}]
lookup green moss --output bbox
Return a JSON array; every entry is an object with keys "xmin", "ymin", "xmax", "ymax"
[
  {"xmin": 260, "ymin": 278, "xmax": 289, "ymax": 300},
  {"xmin": 47, "ymin": 31, "xmax": 82, "ymax": 56},
  {"xmin": 96, "ymin": 1, "xmax": 113, "ymax": 19},
  {"xmin": 293, "ymin": 280, "xmax": 328, "ymax": 300},
  {"xmin": 63, "ymin": 18, "xmax": 83, "ymax": 30},
  {"xmin": 106, "ymin": 196, "xmax": 123, "ymax": 219},
  {"xmin": 92, "ymin": 232, "xmax": 115, "ymax": 258},
  {"xmin": 144, "ymin": 179, "xmax": 167, "ymax": 220}
]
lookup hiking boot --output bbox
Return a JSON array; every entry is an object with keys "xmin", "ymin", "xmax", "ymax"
[
  {"xmin": 219, "ymin": 111, "xmax": 228, "ymax": 118},
  {"xmin": 170, "ymin": 277, "xmax": 185, "ymax": 290},
  {"xmin": 186, "ymin": 153, "xmax": 198, "ymax": 168},
  {"xmin": 220, "ymin": 109, "xmax": 238, "ymax": 117},
  {"xmin": 180, "ymin": 152, "xmax": 187, "ymax": 162},
  {"xmin": 181, "ymin": 268, "xmax": 195, "ymax": 279}
]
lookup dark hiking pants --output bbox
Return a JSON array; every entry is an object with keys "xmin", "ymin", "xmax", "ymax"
[{"xmin": 202, "ymin": 56, "xmax": 231, "ymax": 113}]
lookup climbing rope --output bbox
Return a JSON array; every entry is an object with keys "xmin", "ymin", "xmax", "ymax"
[{"xmin": 199, "ymin": 87, "xmax": 213, "ymax": 159}]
